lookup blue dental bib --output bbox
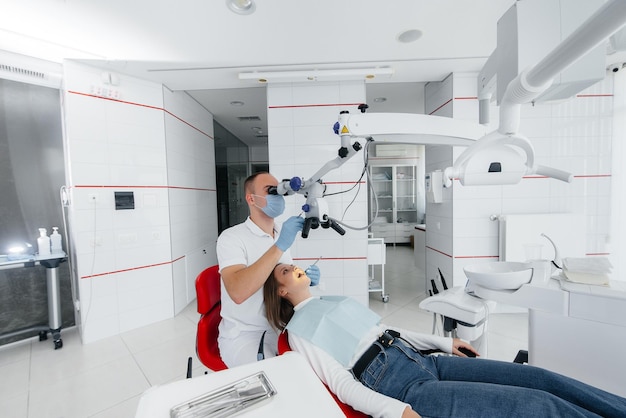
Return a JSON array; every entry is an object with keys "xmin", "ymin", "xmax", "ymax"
[{"xmin": 286, "ymin": 296, "xmax": 381, "ymax": 366}]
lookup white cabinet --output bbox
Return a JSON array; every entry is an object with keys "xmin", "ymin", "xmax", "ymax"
[{"xmin": 369, "ymin": 165, "xmax": 419, "ymax": 244}]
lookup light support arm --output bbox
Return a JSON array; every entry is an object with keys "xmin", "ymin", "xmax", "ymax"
[
  {"xmin": 499, "ymin": 0, "xmax": 626, "ymax": 135},
  {"xmin": 526, "ymin": 0, "xmax": 626, "ymax": 89},
  {"xmin": 477, "ymin": 49, "xmax": 498, "ymax": 126}
]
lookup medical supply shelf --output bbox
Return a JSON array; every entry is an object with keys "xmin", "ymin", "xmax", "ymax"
[
  {"xmin": 0, "ymin": 252, "xmax": 67, "ymax": 349},
  {"xmin": 369, "ymin": 164, "xmax": 419, "ymax": 244},
  {"xmin": 367, "ymin": 238, "xmax": 388, "ymax": 302}
]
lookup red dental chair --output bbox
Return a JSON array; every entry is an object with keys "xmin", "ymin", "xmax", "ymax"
[
  {"xmin": 195, "ymin": 265, "xmax": 228, "ymax": 371},
  {"xmin": 194, "ymin": 266, "xmax": 368, "ymax": 416}
]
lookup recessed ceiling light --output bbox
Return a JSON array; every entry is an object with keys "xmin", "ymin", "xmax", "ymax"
[
  {"xmin": 397, "ymin": 29, "xmax": 422, "ymax": 43},
  {"xmin": 226, "ymin": 0, "xmax": 256, "ymax": 15},
  {"xmin": 373, "ymin": 97, "xmax": 387, "ymax": 103},
  {"xmin": 230, "ymin": 100, "xmax": 245, "ymax": 106}
]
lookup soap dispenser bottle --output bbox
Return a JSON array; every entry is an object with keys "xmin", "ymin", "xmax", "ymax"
[
  {"xmin": 51, "ymin": 227, "xmax": 63, "ymax": 254},
  {"xmin": 37, "ymin": 228, "xmax": 51, "ymax": 256}
]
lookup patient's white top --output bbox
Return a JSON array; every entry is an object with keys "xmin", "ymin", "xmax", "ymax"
[{"xmin": 288, "ymin": 297, "xmax": 453, "ymax": 418}]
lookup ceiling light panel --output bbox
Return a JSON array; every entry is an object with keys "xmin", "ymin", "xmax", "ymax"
[{"xmin": 239, "ymin": 67, "xmax": 394, "ymax": 83}]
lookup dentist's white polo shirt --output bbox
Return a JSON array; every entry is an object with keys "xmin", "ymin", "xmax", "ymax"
[{"xmin": 216, "ymin": 217, "xmax": 292, "ymax": 339}]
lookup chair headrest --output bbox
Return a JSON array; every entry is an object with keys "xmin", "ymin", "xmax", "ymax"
[{"xmin": 196, "ymin": 265, "xmax": 220, "ymax": 314}]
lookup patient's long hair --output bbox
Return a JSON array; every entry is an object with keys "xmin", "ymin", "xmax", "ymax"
[{"xmin": 263, "ymin": 268, "xmax": 294, "ymax": 331}]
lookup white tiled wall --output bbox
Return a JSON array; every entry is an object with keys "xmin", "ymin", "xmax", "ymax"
[
  {"xmin": 63, "ymin": 62, "xmax": 217, "ymax": 343},
  {"xmin": 610, "ymin": 71, "xmax": 626, "ymax": 280},
  {"xmin": 425, "ymin": 71, "xmax": 616, "ymax": 287},
  {"xmin": 267, "ymin": 81, "xmax": 370, "ymax": 305}
]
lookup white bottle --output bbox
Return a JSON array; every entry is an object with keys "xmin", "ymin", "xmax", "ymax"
[
  {"xmin": 37, "ymin": 228, "xmax": 51, "ymax": 256},
  {"xmin": 51, "ymin": 227, "xmax": 63, "ymax": 254}
]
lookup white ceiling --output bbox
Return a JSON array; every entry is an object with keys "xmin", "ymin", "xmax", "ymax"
[{"xmin": 4, "ymin": 0, "xmax": 618, "ymax": 147}]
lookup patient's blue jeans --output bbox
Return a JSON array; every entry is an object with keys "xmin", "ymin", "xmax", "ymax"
[{"xmin": 358, "ymin": 339, "xmax": 626, "ymax": 418}]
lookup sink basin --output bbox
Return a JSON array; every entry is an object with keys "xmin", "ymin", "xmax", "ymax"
[{"xmin": 464, "ymin": 262, "xmax": 533, "ymax": 290}]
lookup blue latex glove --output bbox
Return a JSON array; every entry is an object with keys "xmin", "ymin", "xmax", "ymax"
[
  {"xmin": 275, "ymin": 216, "xmax": 304, "ymax": 252},
  {"xmin": 305, "ymin": 264, "xmax": 321, "ymax": 287}
]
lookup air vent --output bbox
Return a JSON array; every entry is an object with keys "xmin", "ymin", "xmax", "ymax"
[
  {"xmin": 237, "ymin": 116, "xmax": 262, "ymax": 121},
  {"xmin": 0, "ymin": 51, "xmax": 62, "ymax": 88},
  {"xmin": 0, "ymin": 63, "xmax": 46, "ymax": 80},
  {"xmin": 255, "ymin": 135, "xmax": 268, "ymax": 139}
]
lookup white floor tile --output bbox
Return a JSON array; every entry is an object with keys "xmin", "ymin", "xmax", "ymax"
[
  {"xmin": 89, "ymin": 395, "xmax": 142, "ymax": 418},
  {"xmin": 29, "ymin": 328, "xmax": 132, "ymax": 391},
  {"xmin": 120, "ymin": 313, "xmax": 196, "ymax": 354},
  {"xmin": 131, "ymin": 329, "xmax": 198, "ymax": 386},
  {"xmin": 0, "ymin": 339, "xmax": 31, "ymax": 368},
  {"xmin": 368, "ymin": 297, "xmax": 405, "ymax": 318},
  {"xmin": 0, "ymin": 358, "xmax": 30, "ymax": 400},
  {"xmin": 382, "ymin": 306, "xmax": 436, "ymax": 335},
  {"xmin": 28, "ymin": 355, "xmax": 149, "ymax": 418},
  {"xmin": 0, "ymin": 391, "xmax": 28, "ymax": 418}
]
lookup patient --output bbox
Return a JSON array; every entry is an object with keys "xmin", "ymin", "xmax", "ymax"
[{"xmin": 263, "ymin": 263, "xmax": 626, "ymax": 418}]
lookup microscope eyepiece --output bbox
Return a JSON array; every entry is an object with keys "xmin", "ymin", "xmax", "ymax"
[{"xmin": 267, "ymin": 186, "xmax": 278, "ymax": 195}]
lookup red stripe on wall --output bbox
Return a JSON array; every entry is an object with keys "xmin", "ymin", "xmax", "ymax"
[
  {"xmin": 428, "ymin": 99, "xmax": 452, "ymax": 115},
  {"xmin": 81, "ymin": 256, "xmax": 185, "ymax": 279},
  {"xmin": 455, "ymin": 255, "xmax": 500, "ymax": 259},
  {"xmin": 426, "ymin": 246, "xmax": 452, "ymax": 258},
  {"xmin": 73, "ymin": 185, "xmax": 217, "ymax": 192},
  {"xmin": 294, "ymin": 257, "xmax": 367, "ymax": 261},
  {"xmin": 67, "ymin": 91, "xmax": 214, "ymax": 140},
  {"xmin": 163, "ymin": 109, "xmax": 214, "ymax": 139}
]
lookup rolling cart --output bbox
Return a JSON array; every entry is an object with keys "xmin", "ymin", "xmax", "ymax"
[
  {"xmin": 367, "ymin": 238, "xmax": 388, "ymax": 302},
  {"xmin": 0, "ymin": 252, "xmax": 67, "ymax": 349}
]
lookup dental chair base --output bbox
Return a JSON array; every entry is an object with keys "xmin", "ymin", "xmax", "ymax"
[{"xmin": 419, "ymin": 286, "xmax": 494, "ymax": 355}]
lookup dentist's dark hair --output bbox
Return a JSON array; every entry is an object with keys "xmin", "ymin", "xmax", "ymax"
[
  {"xmin": 263, "ymin": 266, "xmax": 295, "ymax": 332},
  {"xmin": 244, "ymin": 171, "xmax": 269, "ymax": 194}
]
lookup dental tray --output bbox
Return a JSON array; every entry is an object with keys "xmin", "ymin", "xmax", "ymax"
[{"xmin": 170, "ymin": 372, "xmax": 277, "ymax": 418}]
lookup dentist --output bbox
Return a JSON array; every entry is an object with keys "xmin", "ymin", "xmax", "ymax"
[{"xmin": 216, "ymin": 172, "xmax": 320, "ymax": 367}]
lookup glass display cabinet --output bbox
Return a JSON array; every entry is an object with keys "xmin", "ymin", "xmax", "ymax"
[{"xmin": 369, "ymin": 164, "xmax": 418, "ymax": 244}]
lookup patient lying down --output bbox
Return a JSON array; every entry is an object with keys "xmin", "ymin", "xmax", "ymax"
[{"xmin": 263, "ymin": 264, "xmax": 626, "ymax": 418}]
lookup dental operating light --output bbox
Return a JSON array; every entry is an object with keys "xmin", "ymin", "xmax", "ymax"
[{"xmin": 274, "ymin": 0, "xmax": 626, "ymax": 238}]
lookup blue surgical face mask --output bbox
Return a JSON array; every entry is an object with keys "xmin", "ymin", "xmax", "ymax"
[{"xmin": 252, "ymin": 194, "xmax": 285, "ymax": 218}]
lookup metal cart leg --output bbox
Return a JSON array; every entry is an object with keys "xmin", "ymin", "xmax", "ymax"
[
  {"xmin": 380, "ymin": 264, "xmax": 389, "ymax": 303},
  {"xmin": 42, "ymin": 259, "xmax": 63, "ymax": 349}
]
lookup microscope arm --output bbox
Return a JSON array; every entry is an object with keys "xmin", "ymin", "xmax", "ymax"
[{"xmin": 278, "ymin": 110, "xmax": 485, "ymax": 237}]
